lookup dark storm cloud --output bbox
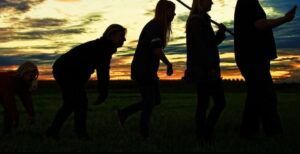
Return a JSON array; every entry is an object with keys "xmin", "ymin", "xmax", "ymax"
[{"xmin": 0, "ymin": 0, "xmax": 45, "ymax": 13}]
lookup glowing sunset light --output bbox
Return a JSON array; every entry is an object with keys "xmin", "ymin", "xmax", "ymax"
[{"xmin": 1, "ymin": 0, "xmax": 300, "ymax": 82}]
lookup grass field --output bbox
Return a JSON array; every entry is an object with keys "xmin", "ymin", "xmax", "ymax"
[{"xmin": 0, "ymin": 81, "xmax": 300, "ymax": 152}]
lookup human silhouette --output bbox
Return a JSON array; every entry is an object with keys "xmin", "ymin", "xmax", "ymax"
[
  {"xmin": 117, "ymin": 0, "xmax": 175, "ymax": 139},
  {"xmin": 185, "ymin": 0, "xmax": 227, "ymax": 142},
  {"xmin": 46, "ymin": 24, "xmax": 127, "ymax": 140},
  {"xmin": 234, "ymin": 0, "xmax": 297, "ymax": 138},
  {"xmin": 0, "ymin": 62, "xmax": 39, "ymax": 135}
]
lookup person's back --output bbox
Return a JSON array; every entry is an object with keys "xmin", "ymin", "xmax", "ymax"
[
  {"xmin": 47, "ymin": 24, "xmax": 127, "ymax": 140},
  {"xmin": 234, "ymin": 0, "xmax": 277, "ymax": 65},
  {"xmin": 186, "ymin": 11, "xmax": 224, "ymax": 81},
  {"xmin": 118, "ymin": 0, "xmax": 175, "ymax": 139},
  {"xmin": 184, "ymin": 0, "xmax": 227, "ymax": 142},
  {"xmin": 131, "ymin": 20, "xmax": 163, "ymax": 82},
  {"xmin": 53, "ymin": 38, "xmax": 113, "ymax": 82},
  {"xmin": 234, "ymin": 0, "xmax": 296, "ymax": 138}
]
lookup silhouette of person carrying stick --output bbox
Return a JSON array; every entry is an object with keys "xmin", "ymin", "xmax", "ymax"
[
  {"xmin": 0, "ymin": 62, "xmax": 39, "ymax": 135},
  {"xmin": 234, "ymin": 0, "xmax": 297, "ymax": 138},
  {"xmin": 46, "ymin": 24, "xmax": 127, "ymax": 141},
  {"xmin": 117, "ymin": 0, "xmax": 175, "ymax": 139},
  {"xmin": 185, "ymin": 0, "xmax": 227, "ymax": 142}
]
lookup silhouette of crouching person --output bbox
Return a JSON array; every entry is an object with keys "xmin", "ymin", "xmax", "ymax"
[
  {"xmin": 0, "ymin": 62, "xmax": 39, "ymax": 135},
  {"xmin": 46, "ymin": 24, "xmax": 127, "ymax": 140}
]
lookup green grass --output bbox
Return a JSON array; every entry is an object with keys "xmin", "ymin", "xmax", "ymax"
[{"xmin": 0, "ymin": 81, "xmax": 300, "ymax": 152}]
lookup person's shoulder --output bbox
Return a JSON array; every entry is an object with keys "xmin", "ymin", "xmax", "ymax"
[
  {"xmin": 146, "ymin": 20, "xmax": 158, "ymax": 27},
  {"xmin": 190, "ymin": 13, "xmax": 207, "ymax": 22},
  {"xmin": 187, "ymin": 14, "xmax": 205, "ymax": 27},
  {"xmin": 144, "ymin": 20, "xmax": 161, "ymax": 32}
]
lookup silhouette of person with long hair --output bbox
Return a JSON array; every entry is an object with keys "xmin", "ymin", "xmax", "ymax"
[
  {"xmin": 46, "ymin": 24, "xmax": 127, "ymax": 140},
  {"xmin": 234, "ymin": 0, "xmax": 297, "ymax": 138},
  {"xmin": 117, "ymin": 0, "xmax": 175, "ymax": 139},
  {"xmin": 185, "ymin": 0, "xmax": 227, "ymax": 142},
  {"xmin": 0, "ymin": 62, "xmax": 39, "ymax": 135}
]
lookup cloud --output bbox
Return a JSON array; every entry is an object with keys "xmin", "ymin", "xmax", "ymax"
[
  {"xmin": 80, "ymin": 13, "xmax": 102, "ymax": 26},
  {"xmin": 0, "ymin": 0, "xmax": 45, "ymax": 13},
  {"xmin": 12, "ymin": 28, "xmax": 85, "ymax": 40},
  {"xmin": 0, "ymin": 14, "xmax": 102, "ymax": 41},
  {"xmin": 55, "ymin": 0, "xmax": 80, "ymax": 2},
  {"xmin": 0, "ymin": 17, "xmax": 73, "ymax": 42},
  {"xmin": 176, "ymin": 14, "xmax": 189, "ymax": 23},
  {"xmin": 21, "ymin": 18, "xmax": 68, "ymax": 28},
  {"xmin": 144, "ymin": 9, "xmax": 155, "ymax": 16},
  {"xmin": 0, "ymin": 53, "xmax": 59, "ymax": 66},
  {"xmin": 0, "ymin": 27, "xmax": 15, "ymax": 42}
]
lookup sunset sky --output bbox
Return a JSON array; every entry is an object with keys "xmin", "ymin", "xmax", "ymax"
[{"xmin": 0, "ymin": 0, "xmax": 300, "ymax": 82}]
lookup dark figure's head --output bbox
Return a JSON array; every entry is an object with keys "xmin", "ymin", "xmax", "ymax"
[
  {"xmin": 155, "ymin": 0, "xmax": 176, "ymax": 22},
  {"xmin": 16, "ymin": 61, "xmax": 39, "ymax": 91},
  {"xmin": 191, "ymin": 0, "xmax": 214, "ymax": 13},
  {"xmin": 103, "ymin": 24, "xmax": 127, "ymax": 49},
  {"xmin": 154, "ymin": 0, "xmax": 176, "ymax": 47}
]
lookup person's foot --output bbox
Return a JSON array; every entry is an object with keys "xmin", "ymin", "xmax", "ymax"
[{"xmin": 117, "ymin": 110, "xmax": 126, "ymax": 128}]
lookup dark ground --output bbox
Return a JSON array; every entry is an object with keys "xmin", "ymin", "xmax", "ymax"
[{"xmin": 0, "ymin": 80, "xmax": 299, "ymax": 152}]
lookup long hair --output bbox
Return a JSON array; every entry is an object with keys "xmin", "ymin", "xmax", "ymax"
[{"xmin": 153, "ymin": 0, "xmax": 175, "ymax": 47}]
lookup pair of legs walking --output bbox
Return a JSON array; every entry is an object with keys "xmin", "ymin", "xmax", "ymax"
[
  {"xmin": 196, "ymin": 79, "xmax": 226, "ymax": 140},
  {"xmin": 240, "ymin": 61, "xmax": 283, "ymax": 138},
  {"xmin": 47, "ymin": 74, "xmax": 89, "ymax": 140},
  {"xmin": 118, "ymin": 80, "xmax": 160, "ymax": 138}
]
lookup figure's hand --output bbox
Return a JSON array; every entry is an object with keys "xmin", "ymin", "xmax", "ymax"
[
  {"xmin": 167, "ymin": 64, "xmax": 174, "ymax": 76},
  {"xmin": 285, "ymin": 5, "xmax": 297, "ymax": 22}
]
